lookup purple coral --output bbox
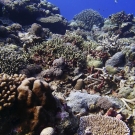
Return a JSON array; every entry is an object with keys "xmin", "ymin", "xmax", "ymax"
[{"xmin": 96, "ymin": 96, "xmax": 115, "ymax": 110}]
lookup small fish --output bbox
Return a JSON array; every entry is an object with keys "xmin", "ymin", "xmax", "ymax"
[{"xmin": 115, "ymin": 0, "xmax": 118, "ymax": 3}]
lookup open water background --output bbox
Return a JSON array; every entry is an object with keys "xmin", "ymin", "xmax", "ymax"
[{"xmin": 48, "ymin": 0, "xmax": 135, "ymax": 20}]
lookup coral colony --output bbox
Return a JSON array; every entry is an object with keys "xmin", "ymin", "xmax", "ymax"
[{"xmin": 1, "ymin": 0, "xmax": 135, "ymax": 134}]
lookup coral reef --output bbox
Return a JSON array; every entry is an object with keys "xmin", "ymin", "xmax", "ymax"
[
  {"xmin": 37, "ymin": 57, "xmax": 65, "ymax": 81},
  {"xmin": 0, "ymin": 0, "xmax": 60, "ymax": 25},
  {"xmin": 78, "ymin": 115, "xmax": 130, "ymax": 135},
  {"xmin": 0, "ymin": 0, "xmax": 135, "ymax": 133}
]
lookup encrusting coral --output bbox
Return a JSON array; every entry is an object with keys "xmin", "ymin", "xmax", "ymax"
[
  {"xmin": 77, "ymin": 114, "xmax": 130, "ymax": 135},
  {"xmin": 96, "ymin": 96, "xmax": 115, "ymax": 110}
]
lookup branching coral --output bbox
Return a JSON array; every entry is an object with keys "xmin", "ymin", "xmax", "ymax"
[
  {"xmin": 0, "ymin": 48, "xmax": 29, "ymax": 74},
  {"xmin": 110, "ymin": 11, "xmax": 133, "ymax": 25},
  {"xmin": 27, "ymin": 37, "xmax": 86, "ymax": 69}
]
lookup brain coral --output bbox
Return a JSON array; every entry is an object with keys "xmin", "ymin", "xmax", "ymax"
[
  {"xmin": 73, "ymin": 9, "xmax": 104, "ymax": 30},
  {"xmin": 78, "ymin": 115, "xmax": 130, "ymax": 135}
]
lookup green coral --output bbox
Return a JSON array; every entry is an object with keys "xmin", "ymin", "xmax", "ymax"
[
  {"xmin": 63, "ymin": 31, "xmax": 84, "ymax": 47},
  {"xmin": 0, "ymin": 48, "xmax": 29, "ymax": 75},
  {"xmin": 27, "ymin": 37, "xmax": 86, "ymax": 69},
  {"xmin": 87, "ymin": 60, "xmax": 103, "ymax": 68}
]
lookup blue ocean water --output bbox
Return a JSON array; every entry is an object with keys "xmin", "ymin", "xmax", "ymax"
[{"xmin": 48, "ymin": 0, "xmax": 135, "ymax": 20}]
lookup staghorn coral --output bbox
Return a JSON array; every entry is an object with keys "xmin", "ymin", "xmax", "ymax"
[
  {"xmin": 0, "ymin": 73, "xmax": 26, "ymax": 111},
  {"xmin": 120, "ymin": 97, "xmax": 135, "ymax": 110},
  {"xmin": 63, "ymin": 30, "xmax": 84, "ymax": 47},
  {"xmin": 78, "ymin": 114, "xmax": 130, "ymax": 135},
  {"xmin": 73, "ymin": 9, "xmax": 104, "ymax": 31},
  {"xmin": 27, "ymin": 37, "xmax": 86, "ymax": 70}
]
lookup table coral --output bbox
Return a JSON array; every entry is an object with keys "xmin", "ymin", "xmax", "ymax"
[{"xmin": 78, "ymin": 114, "xmax": 130, "ymax": 135}]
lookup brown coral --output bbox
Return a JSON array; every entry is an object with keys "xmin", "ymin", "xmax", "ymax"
[
  {"xmin": 17, "ymin": 77, "xmax": 55, "ymax": 108},
  {"xmin": 16, "ymin": 78, "xmax": 57, "ymax": 133},
  {"xmin": 78, "ymin": 114, "xmax": 130, "ymax": 135},
  {"xmin": 0, "ymin": 73, "xmax": 26, "ymax": 110}
]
